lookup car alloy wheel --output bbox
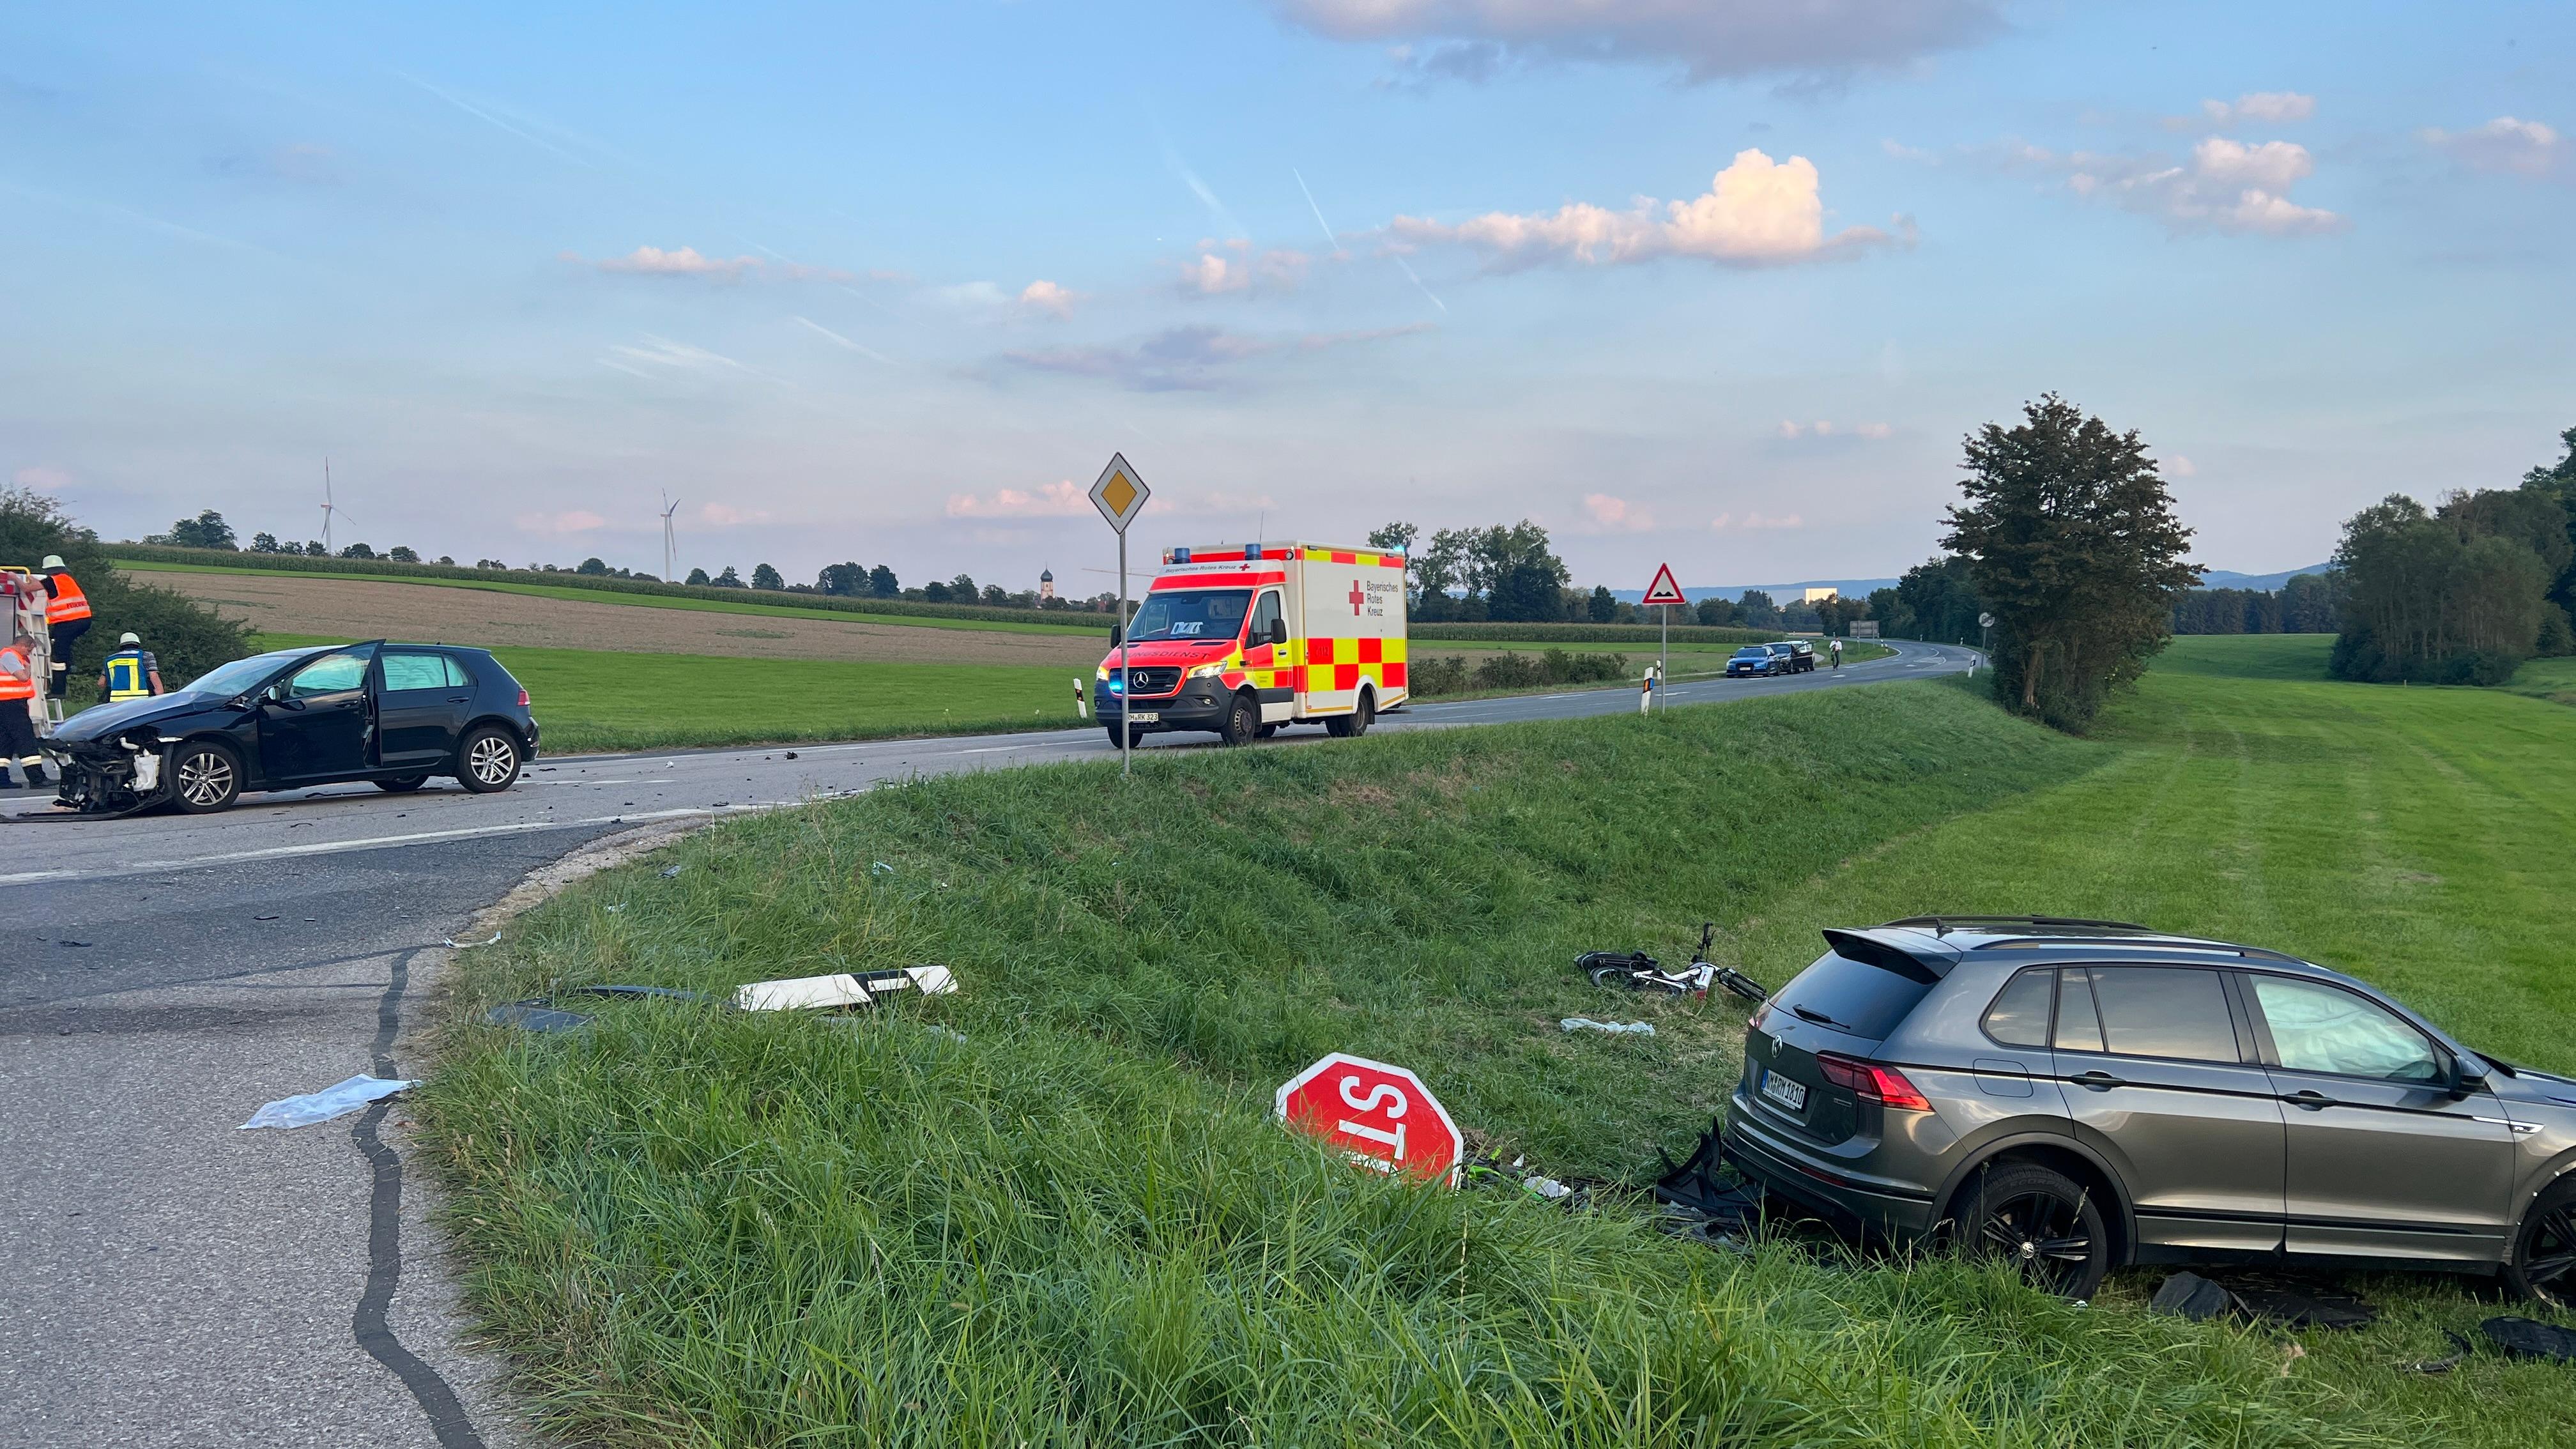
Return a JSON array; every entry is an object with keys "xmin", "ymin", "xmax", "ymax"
[
  {"xmin": 1956, "ymin": 1162, "xmax": 2108, "ymax": 1300},
  {"xmin": 2508, "ymin": 1183, "xmax": 2576, "ymax": 1308},
  {"xmin": 466, "ymin": 733, "xmax": 516, "ymax": 786},
  {"xmin": 175, "ymin": 749, "xmax": 234, "ymax": 809}
]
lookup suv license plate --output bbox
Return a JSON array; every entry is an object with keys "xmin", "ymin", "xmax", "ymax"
[
  {"xmin": 1760, "ymin": 1070, "xmax": 1808, "ymax": 1113},
  {"xmin": 1128, "ymin": 711, "xmax": 1159, "ymax": 723}
]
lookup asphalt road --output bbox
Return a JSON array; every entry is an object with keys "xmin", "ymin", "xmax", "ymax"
[{"xmin": 0, "ymin": 639, "xmax": 1975, "ymax": 1446}]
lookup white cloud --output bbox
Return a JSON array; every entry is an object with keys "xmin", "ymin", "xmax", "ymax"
[
  {"xmin": 1710, "ymin": 511, "xmax": 1802, "ymax": 531},
  {"xmin": 936, "ymin": 280, "xmax": 1010, "ymax": 309},
  {"xmin": 574, "ymin": 245, "xmax": 759, "ymax": 280},
  {"xmin": 1001, "ymin": 322, "xmax": 1428, "ymax": 392},
  {"xmin": 2201, "ymin": 91, "xmax": 2315, "ymax": 126},
  {"xmin": 1882, "ymin": 138, "xmax": 1940, "ymax": 165},
  {"xmin": 601, "ymin": 335, "xmax": 753, "ymax": 375},
  {"xmin": 1271, "ymin": 0, "xmax": 2004, "ymax": 84},
  {"xmin": 698, "ymin": 502, "xmax": 771, "ymax": 526},
  {"xmin": 1776, "ymin": 418, "xmax": 1889, "ymax": 439},
  {"xmin": 1018, "ymin": 280, "xmax": 1079, "ymax": 318},
  {"xmin": 13, "ymin": 464, "xmax": 73, "ymax": 491},
  {"xmin": 1391, "ymin": 150, "xmax": 1897, "ymax": 270},
  {"xmin": 1178, "ymin": 241, "xmax": 1312, "ymax": 296},
  {"xmin": 2013, "ymin": 135, "xmax": 2344, "ymax": 236},
  {"xmin": 944, "ymin": 480, "xmax": 1090, "ymax": 519},
  {"xmin": 2166, "ymin": 454, "xmax": 2198, "ymax": 477},
  {"xmin": 2423, "ymin": 117, "xmax": 2564, "ymax": 177},
  {"xmin": 1581, "ymin": 493, "xmax": 1655, "ymax": 531},
  {"xmin": 515, "ymin": 509, "xmax": 607, "ymax": 535}
]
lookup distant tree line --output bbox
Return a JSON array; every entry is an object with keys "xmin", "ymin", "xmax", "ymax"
[
  {"xmin": 2327, "ymin": 428, "xmax": 2576, "ymax": 686},
  {"xmin": 2169, "ymin": 574, "xmax": 2344, "ymax": 635}
]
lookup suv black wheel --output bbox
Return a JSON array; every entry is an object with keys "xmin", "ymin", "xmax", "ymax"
[
  {"xmin": 1218, "ymin": 691, "xmax": 1261, "ymax": 747},
  {"xmin": 456, "ymin": 726, "xmax": 523, "ymax": 793},
  {"xmin": 1953, "ymin": 1162, "xmax": 2109, "ymax": 1300},
  {"xmin": 169, "ymin": 740, "xmax": 241, "ymax": 814},
  {"xmin": 376, "ymin": 774, "xmax": 430, "ymax": 793},
  {"xmin": 1326, "ymin": 687, "xmax": 1374, "ymax": 739},
  {"xmin": 2506, "ymin": 1177, "xmax": 2576, "ymax": 1308}
]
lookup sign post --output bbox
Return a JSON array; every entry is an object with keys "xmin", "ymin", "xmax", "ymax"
[
  {"xmin": 1641, "ymin": 563, "xmax": 1688, "ymax": 712},
  {"xmin": 1976, "ymin": 611, "xmax": 1995, "ymax": 676},
  {"xmin": 1089, "ymin": 453, "xmax": 1151, "ymax": 777},
  {"xmin": 1275, "ymin": 1052, "xmax": 1463, "ymax": 1186}
]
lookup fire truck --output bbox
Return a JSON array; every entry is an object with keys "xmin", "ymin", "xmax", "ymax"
[{"xmin": 1094, "ymin": 541, "xmax": 1408, "ymax": 747}]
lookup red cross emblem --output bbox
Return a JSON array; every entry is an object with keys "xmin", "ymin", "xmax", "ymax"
[{"xmin": 1349, "ymin": 581, "xmax": 1365, "ymax": 615}]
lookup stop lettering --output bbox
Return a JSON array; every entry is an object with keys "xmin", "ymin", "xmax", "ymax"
[{"xmin": 1273, "ymin": 1052, "xmax": 1462, "ymax": 1187}]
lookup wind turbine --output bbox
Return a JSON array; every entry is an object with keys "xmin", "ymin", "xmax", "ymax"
[
  {"xmin": 658, "ymin": 491, "xmax": 682, "ymax": 581},
  {"xmin": 319, "ymin": 459, "xmax": 355, "ymax": 555}
]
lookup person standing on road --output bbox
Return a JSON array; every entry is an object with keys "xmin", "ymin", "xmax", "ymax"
[
  {"xmin": 1829, "ymin": 638, "xmax": 1843, "ymax": 670},
  {"xmin": 98, "ymin": 631, "xmax": 164, "ymax": 702},
  {"xmin": 0, "ymin": 630, "xmax": 48, "ymax": 790},
  {"xmin": 39, "ymin": 554, "xmax": 92, "ymax": 700}
]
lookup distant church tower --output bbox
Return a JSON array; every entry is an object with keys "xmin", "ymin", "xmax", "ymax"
[{"xmin": 1038, "ymin": 567, "xmax": 1055, "ymax": 601}]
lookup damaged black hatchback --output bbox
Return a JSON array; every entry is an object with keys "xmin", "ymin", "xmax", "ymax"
[{"xmin": 43, "ymin": 641, "xmax": 539, "ymax": 815}]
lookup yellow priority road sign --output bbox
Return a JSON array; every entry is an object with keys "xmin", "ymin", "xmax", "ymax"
[{"xmin": 1090, "ymin": 452, "xmax": 1150, "ymax": 534}]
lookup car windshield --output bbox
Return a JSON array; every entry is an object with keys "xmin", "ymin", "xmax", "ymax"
[
  {"xmin": 1731, "ymin": 647, "xmax": 1768, "ymax": 659},
  {"xmin": 174, "ymin": 650, "xmax": 316, "ymax": 698},
  {"xmin": 1126, "ymin": 588, "xmax": 1251, "ymax": 643}
]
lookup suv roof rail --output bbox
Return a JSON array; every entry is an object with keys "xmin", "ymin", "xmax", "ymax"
[
  {"xmin": 1880, "ymin": 915, "xmax": 2150, "ymax": 935},
  {"xmin": 1968, "ymin": 936, "xmax": 2304, "ymax": 962}
]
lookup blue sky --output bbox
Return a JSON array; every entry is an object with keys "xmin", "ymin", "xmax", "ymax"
[{"xmin": 4, "ymin": 2, "xmax": 2568, "ymax": 593}]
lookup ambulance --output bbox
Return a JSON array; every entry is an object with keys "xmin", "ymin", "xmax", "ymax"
[{"xmin": 1094, "ymin": 541, "xmax": 1408, "ymax": 746}]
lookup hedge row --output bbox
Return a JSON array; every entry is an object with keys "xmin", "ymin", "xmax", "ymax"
[
  {"xmin": 100, "ymin": 544, "xmax": 1114, "ymax": 631},
  {"xmin": 1411, "ymin": 621, "xmax": 1781, "ymax": 647}
]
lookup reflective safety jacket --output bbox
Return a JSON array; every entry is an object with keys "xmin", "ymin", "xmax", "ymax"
[
  {"xmin": 0, "ymin": 642, "xmax": 33, "ymax": 701},
  {"xmin": 44, "ymin": 570, "xmax": 91, "ymax": 624},
  {"xmin": 104, "ymin": 648, "xmax": 157, "ymax": 701}
]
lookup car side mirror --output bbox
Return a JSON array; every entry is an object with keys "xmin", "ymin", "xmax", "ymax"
[
  {"xmin": 2446, "ymin": 1054, "xmax": 2484, "ymax": 1100},
  {"xmin": 1108, "ymin": 623, "xmax": 1124, "ymax": 647},
  {"xmin": 1272, "ymin": 622, "xmax": 1291, "ymax": 646}
]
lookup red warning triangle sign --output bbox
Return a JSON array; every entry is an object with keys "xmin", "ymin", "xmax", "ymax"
[{"xmin": 1641, "ymin": 562, "xmax": 1688, "ymax": 606}]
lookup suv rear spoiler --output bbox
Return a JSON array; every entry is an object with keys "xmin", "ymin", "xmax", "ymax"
[{"xmin": 1821, "ymin": 928, "xmax": 1951, "ymax": 983}]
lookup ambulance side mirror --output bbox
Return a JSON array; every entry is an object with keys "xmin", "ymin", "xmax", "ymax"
[
  {"xmin": 1108, "ymin": 623, "xmax": 1124, "ymax": 646},
  {"xmin": 1268, "ymin": 621, "xmax": 1289, "ymax": 646}
]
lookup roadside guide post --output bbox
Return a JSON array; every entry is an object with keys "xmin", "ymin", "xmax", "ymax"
[
  {"xmin": 1089, "ymin": 453, "xmax": 1151, "ymax": 778},
  {"xmin": 1976, "ymin": 611, "xmax": 1995, "ymax": 678},
  {"xmin": 1641, "ymin": 562, "xmax": 1688, "ymax": 713},
  {"xmin": 1275, "ymin": 1052, "xmax": 1464, "ymax": 1187}
]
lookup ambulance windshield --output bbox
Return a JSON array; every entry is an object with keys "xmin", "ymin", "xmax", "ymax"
[{"xmin": 1126, "ymin": 588, "xmax": 1252, "ymax": 643}]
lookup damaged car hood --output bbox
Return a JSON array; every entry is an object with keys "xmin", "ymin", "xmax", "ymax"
[{"xmin": 50, "ymin": 694, "xmax": 229, "ymax": 742}]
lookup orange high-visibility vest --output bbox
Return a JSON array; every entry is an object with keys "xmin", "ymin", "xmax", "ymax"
[
  {"xmin": 0, "ymin": 643, "xmax": 34, "ymax": 701},
  {"xmin": 45, "ymin": 571, "xmax": 91, "ymax": 624}
]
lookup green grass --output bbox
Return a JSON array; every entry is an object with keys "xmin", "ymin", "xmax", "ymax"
[
  {"xmin": 2501, "ymin": 653, "xmax": 2576, "ymax": 709},
  {"xmin": 427, "ymin": 661, "xmax": 2500, "ymax": 1448},
  {"xmin": 255, "ymin": 633, "xmax": 1085, "ymax": 754},
  {"xmin": 132, "ymin": 558, "xmax": 1105, "ymax": 636}
]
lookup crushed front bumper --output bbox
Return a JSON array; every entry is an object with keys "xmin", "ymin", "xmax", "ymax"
[{"xmin": 41, "ymin": 737, "xmax": 173, "ymax": 816}]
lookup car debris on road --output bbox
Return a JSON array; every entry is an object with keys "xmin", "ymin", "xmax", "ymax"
[{"xmin": 239, "ymin": 1073, "xmax": 415, "ymax": 1130}]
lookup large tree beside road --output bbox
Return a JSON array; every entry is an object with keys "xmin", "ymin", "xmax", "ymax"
[{"xmin": 1943, "ymin": 395, "xmax": 2198, "ymax": 732}]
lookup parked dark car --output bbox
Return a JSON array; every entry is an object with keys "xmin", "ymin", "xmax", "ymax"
[
  {"xmin": 1724, "ymin": 916, "xmax": 2576, "ymax": 1303},
  {"xmin": 43, "ymin": 641, "xmax": 539, "ymax": 814},
  {"xmin": 1726, "ymin": 646, "xmax": 1782, "ymax": 677},
  {"xmin": 1769, "ymin": 640, "xmax": 1816, "ymax": 673}
]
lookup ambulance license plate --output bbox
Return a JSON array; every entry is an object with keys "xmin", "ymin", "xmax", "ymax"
[
  {"xmin": 1128, "ymin": 711, "xmax": 1159, "ymax": 723},
  {"xmin": 1759, "ymin": 1070, "xmax": 1808, "ymax": 1113}
]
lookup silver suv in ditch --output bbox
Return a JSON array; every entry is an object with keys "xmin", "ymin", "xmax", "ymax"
[{"xmin": 1724, "ymin": 917, "xmax": 2576, "ymax": 1301}]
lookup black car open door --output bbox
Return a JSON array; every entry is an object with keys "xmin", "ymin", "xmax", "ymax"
[
  {"xmin": 257, "ymin": 641, "xmax": 381, "ymax": 783},
  {"xmin": 374, "ymin": 647, "xmax": 475, "ymax": 772}
]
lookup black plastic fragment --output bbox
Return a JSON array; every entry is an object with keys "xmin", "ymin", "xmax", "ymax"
[
  {"xmin": 2483, "ymin": 1315, "xmax": 2576, "ymax": 1361},
  {"xmin": 2149, "ymin": 1271, "xmax": 2233, "ymax": 1322}
]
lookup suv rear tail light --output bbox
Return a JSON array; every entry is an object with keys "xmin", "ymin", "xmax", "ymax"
[
  {"xmin": 1814, "ymin": 1052, "xmax": 1932, "ymax": 1112},
  {"xmin": 1747, "ymin": 1002, "xmax": 1771, "ymax": 1032},
  {"xmin": 516, "ymin": 689, "xmax": 530, "ymax": 707}
]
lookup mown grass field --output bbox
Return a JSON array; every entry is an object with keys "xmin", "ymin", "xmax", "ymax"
[
  {"xmin": 2504, "ymin": 653, "xmax": 2576, "ymax": 709},
  {"xmin": 422, "ymin": 634, "xmax": 2576, "ymax": 1446},
  {"xmin": 255, "ymin": 633, "xmax": 1084, "ymax": 754}
]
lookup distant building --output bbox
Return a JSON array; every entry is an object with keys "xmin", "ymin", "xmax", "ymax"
[
  {"xmin": 1800, "ymin": 586, "xmax": 1839, "ymax": 604},
  {"xmin": 1038, "ymin": 567, "xmax": 1055, "ymax": 601}
]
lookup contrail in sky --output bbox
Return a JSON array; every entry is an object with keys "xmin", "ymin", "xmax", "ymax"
[
  {"xmin": 396, "ymin": 72, "xmax": 590, "ymax": 165},
  {"xmin": 1296, "ymin": 166, "xmax": 1446, "ymax": 314},
  {"xmin": 792, "ymin": 315, "xmax": 893, "ymax": 364}
]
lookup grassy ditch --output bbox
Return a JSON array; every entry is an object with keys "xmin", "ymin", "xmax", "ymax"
[{"xmin": 427, "ymin": 677, "xmax": 2441, "ymax": 1446}]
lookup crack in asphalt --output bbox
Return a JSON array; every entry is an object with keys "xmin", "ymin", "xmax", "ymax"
[{"xmin": 349, "ymin": 946, "xmax": 486, "ymax": 1448}]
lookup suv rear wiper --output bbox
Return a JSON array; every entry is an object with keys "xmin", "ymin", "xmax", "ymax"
[{"xmin": 1791, "ymin": 1004, "xmax": 1850, "ymax": 1029}]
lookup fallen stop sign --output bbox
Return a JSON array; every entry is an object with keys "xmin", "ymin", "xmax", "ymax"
[{"xmin": 1274, "ymin": 1053, "xmax": 1463, "ymax": 1187}]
